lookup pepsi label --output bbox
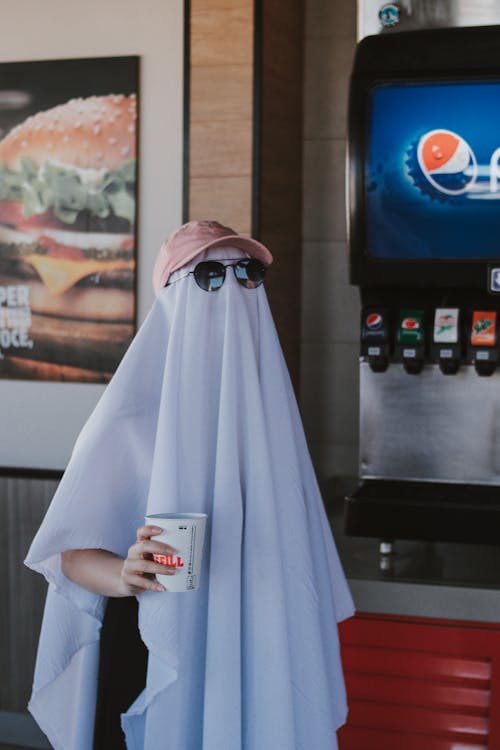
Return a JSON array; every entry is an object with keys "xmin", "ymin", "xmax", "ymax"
[
  {"xmin": 366, "ymin": 312, "xmax": 382, "ymax": 330},
  {"xmin": 361, "ymin": 309, "xmax": 388, "ymax": 343}
]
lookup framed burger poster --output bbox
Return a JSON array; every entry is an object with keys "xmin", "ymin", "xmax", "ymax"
[{"xmin": 0, "ymin": 56, "xmax": 138, "ymax": 383}]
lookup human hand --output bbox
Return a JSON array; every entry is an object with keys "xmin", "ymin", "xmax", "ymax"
[{"xmin": 121, "ymin": 525, "xmax": 176, "ymax": 595}]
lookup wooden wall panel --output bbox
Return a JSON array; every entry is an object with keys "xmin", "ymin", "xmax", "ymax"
[
  {"xmin": 189, "ymin": 176, "xmax": 252, "ymax": 235},
  {"xmin": 259, "ymin": 0, "xmax": 304, "ymax": 386},
  {"xmin": 190, "ymin": 1, "xmax": 254, "ymax": 66},
  {"xmin": 188, "ymin": 0, "xmax": 305, "ymax": 388},
  {"xmin": 190, "ymin": 65, "xmax": 253, "ymax": 122},
  {"xmin": 188, "ymin": 0, "xmax": 254, "ymax": 234},
  {"xmin": 190, "ymin": 121, "xmax": 252, "ymax": 177}
]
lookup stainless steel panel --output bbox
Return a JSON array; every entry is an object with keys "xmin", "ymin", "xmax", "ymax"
[
  {"xmin": 349, "ymin": 579, "xmax": 500, "ymax": 622},
  {"xmin": 360, "ymin": 362, "xmax": 500, "ymax": 483},
  {"xmin": 358, "ymin": 0, "xmax": 500, "ymax": 39}
]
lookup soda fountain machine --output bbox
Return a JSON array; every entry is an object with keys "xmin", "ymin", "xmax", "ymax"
[{"xmin": 345, "ymin": 25, "xmax": 500, "ymax": 547}]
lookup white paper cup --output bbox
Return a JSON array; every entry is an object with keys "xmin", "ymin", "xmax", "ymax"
[{"xmin": 145, "ymin": 513, "xmax": 208, "ymax": 592}]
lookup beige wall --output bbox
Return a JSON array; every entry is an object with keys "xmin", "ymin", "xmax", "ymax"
[
  {"xmin": 0, "ymin": 0, "xmax": 184, "ymax": 320},
  {"xmin": 0, "ymin": 0, "xmax": 185, "ymax": 471},
  {"xmin": 301, "ymin": 0, "xmax": 360, "ymax": 479}
]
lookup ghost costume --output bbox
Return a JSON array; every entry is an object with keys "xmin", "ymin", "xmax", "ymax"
[{"xmin": 25, "ymin": 238, "xmax": 354, "ymax": 750}]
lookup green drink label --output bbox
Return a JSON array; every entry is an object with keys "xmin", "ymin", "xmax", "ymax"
[
  {"xmin": 398, "ymin": 309, "xmax": 424, "ymax": 345},
  {"xmin": 434, "ymin": 308, "xmax": 459, "ymax": 344}
]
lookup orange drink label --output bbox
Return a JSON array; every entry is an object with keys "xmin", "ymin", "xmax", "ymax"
[{"xmin": 471, "ymin": 311, "xmax": 496, "ymax": 346}]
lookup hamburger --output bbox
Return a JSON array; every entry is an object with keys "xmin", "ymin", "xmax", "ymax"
[{"xmin": 0, "ymin": 93, "xmax": 137, "ymax": 324}]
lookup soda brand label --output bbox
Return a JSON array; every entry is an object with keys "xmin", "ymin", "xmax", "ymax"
[
  {"xmin": 433, "ymin": 308, "xmax": 459, "ymax": 344},
  {"xmin": 398, "ymin": 310, "xmax": 424, "ymax": 345},
  {"xmin": 471, "ymin": 311, "xmax": 497, "ymax": 346},
  {"xmin": 366, "ymin": 312, "xmax": 383, "ymax": 330},
  {"xmin": 362, "ymin": 309, "xmax": 388, "ymax": 342}
]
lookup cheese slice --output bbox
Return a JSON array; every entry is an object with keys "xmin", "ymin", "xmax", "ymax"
[{"xmin": 26, "ymin": 254, "xmax": 135, "ymax": 296}]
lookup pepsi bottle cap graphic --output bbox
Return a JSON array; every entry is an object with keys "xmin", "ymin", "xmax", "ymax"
[{"xmin": 406, "ymin": 129, "xmax": 477, "ymax": 201}]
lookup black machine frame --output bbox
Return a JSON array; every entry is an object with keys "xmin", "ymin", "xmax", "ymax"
[
  {"xmin": 348, "ymin": 24, "xmax": 500, "ymax": 291},
  {"xmin": 346, "ymin": 24, "xmax": 500, "ymax": 547}
]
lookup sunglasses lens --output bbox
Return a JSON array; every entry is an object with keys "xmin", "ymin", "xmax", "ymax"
[
  {"xmin": 234, "ymin": 259, "xmax": 266, "ymax": 288},
  {"xmin": 194, "ymin": 261, "xmax": 225, "ymax": 291}
]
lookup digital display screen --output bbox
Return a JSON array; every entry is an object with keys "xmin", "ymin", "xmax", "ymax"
[{"xmin": 366, "ymin": 81, "xmax": 500, "ymax": 260}]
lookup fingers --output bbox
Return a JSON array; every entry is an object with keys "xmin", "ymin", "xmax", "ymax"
[
  {"xmin": 121, "ymin": 557, "xmax": 174, "ymax": 595},
  {"xmin": 125, "ymin": 557, "xmax": 176, "ymax": 578},
  {"xmin": 136, "ymin": 524, "xmax": 164, "ymax": 542},
  {"xmin": 121, "ymin": 525, "xmax": 177, "ymax": 595},
  {"xmin": 129, "ymin": 539, "xmax": 177, "ymax": 560},
  {"xmin": 123, "ymin": 572, "xmax": 166, "ymax": 594}
]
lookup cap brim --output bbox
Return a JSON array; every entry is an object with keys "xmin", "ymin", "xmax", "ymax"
[{"xmin": 198, "ymin": 234, "xmax": 273, "ymax": 267}]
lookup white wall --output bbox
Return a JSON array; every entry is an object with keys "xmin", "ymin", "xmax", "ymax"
[{"xmin": 0, "ymin": 0, "xmax": 185, "ymax": 469}]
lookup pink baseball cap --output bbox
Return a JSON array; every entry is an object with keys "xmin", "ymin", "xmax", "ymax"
[{"xmin": 153, "ymin": 220, "xmax": 273, "ymax": 295}]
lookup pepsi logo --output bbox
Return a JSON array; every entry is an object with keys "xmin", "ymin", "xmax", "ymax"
[
  {"xmin": 366, "ymin": 313, "xmax": 383, "ymax": 330},
  {"xmin": 416, "ymin": 130, "xmax": 477, "ymax": 196}
]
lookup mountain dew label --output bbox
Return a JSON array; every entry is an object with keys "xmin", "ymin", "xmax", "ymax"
[
  {"xmin": 398, "ymin": 310, "xmax": 424, "ymax": 345},
  {"xmin": 434, "ymin": 308, "xmax": 459, "ymax": 344},
  {"xmin": 471, "ymin": 311, "xmax": 496, "ymax": 346}
]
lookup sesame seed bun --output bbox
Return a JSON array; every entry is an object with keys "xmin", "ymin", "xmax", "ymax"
[
  {"xmin": 0, "ymin": 93, "xmax": 137, "ymax": 171},
  {"xmin": 0, "ymin": 92, "xmax": 138, "ymax": 370}
]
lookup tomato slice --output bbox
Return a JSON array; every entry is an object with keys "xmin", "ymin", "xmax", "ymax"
[
  {"xmin": 37, "ymin": 235, "xmax": 86, "ymax": 261},
  {"xmin": 0, "ymin": 200, "xmax": 25, "ymax": 227}
]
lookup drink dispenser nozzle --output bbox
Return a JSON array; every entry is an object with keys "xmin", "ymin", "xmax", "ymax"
[
  {"xmin": 432, "ymin": 308, "xmax": 461, "ymax": 375},
  {"xmin": 361, "ymin": 309, "xmax": 390, "ymax": 372},
  {"xmin": 469, "ymin": 310, "xmax": 498, "ymax": 376},
  {"xmin": 397, "ymin": 309, "xmax": 425, "ymax": 375}
]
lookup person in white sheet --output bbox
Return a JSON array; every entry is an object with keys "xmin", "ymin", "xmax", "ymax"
[{"xmin": 25, "ymin": 220, "xmax": 354, "ymax": 750}]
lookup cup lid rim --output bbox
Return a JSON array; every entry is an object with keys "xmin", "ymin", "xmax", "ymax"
[{"xmin": 146, "ymin": 513, "xmax": 208, "ymax": 520}]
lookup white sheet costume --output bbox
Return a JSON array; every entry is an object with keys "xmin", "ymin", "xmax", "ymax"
[{"xmin": 25, "ymin": 232, "xmax": 354, "ymax": 750}]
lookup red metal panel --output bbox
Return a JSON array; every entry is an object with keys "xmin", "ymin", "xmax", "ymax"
[
  {"xmin": 337, "ymin": 613, "xmax": 500, "ymax": 750},
  {"xmin": 346, "ymin": 700, "xmax": 488, "ymax": 739},
  {"xmin": 338, "ymin": 726, "xmax": 487, "ymax": 750},
  {"xmin": 487, "ymin": 651, "xmax": 500, "ymax": 750},
  {"xmin": 342, "ymin": 644, "xmax": 491, "ymax": 683},
  {"xmin": 345, "ymin": 673, "xmax": 490, "ymax": 711}
]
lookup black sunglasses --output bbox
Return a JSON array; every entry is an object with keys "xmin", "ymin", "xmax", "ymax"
[{"xmin": 167, "ymin": 259, "xmax": 268, "ymax": 292}]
